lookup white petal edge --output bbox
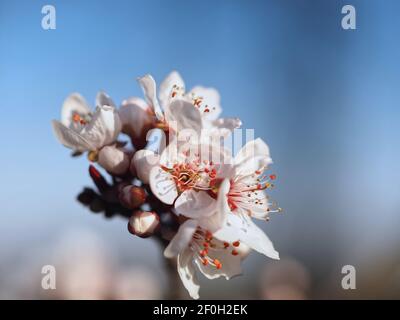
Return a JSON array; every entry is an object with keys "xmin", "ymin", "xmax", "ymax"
[
  {"xmin": 198, "ymin": 178, "xmax": 231, "ymax": 233},
  {"xmin": 51, "ymin": 120, "xmax": 94, "ymax": 151},
  {"xmin": 96, "ymin": 91, "xmax": 116, "ymax": 108},
  {"xmin": 177, "ymin": 248, "xmax": 200, "ymax": 299},
  {"xmin": 133, "ymin": 149, "xmax": 160, "ymax": 184},
  {"xmin": 174, "ymin": 190, "xmax": 217, "ymax": 219},
  {"xmin": 214, "ymin": 214, "xmax": 279, "ymax": 260},
  {"xmin": 164, "ymin": 219, "xmax": 198, "ymax": 258},
  {"xmin": 234, "ymin": 138, "xmax": 271, "ymax": 165},
  {"xmin": 137, "ymin": 74, "xmax": 163, "ymax": 119},
  {"xmin": 149, "ymin": 166, "xmax": 178, "ymax": 205}
]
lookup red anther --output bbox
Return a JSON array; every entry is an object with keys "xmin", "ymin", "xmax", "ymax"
[
  {"xmin": 223, "ymin": 242, "xmax": 229, "ymax": 248},
  {"xmin": 269, "ymin": 174, "xmax": 277, "ymax": 180},
  {"xmin": 204, "ymin": 108, "xmax": 210, "ymax": 113},
  {"xmin": 255, "ymin": 170, "xmax": 261, "ymax": 175},
  {"xmin": 232, "ymin": 241, "xmax": 240, "ymax": 247},
  {"xmin": 257, "ymin": 184, "xmax": 262, "ymax": 189},
  {"xmin": 172, "ymin": 91, "xmax": 177, "ymax": 98},
  {"xmin": 213, "ymin": 259, "xmax": 222, "ymax": 269},
  {"xmin": 203, "ymin": 242, "xmax": 209, "ymax": 248},
  {"xmin": 202, "ymin": 259, "xmax": 209, "ymax": 266},
  {"xmin": 200, "ymin": 249, "xmax": 208, "ymax": 257},
  {"xmin": 72, "ymin": 113, "xmax": 81, "ymax": 122},
  {"xmin": 231, "ymin": 249, "xmax": 239, "ymax": 256}
]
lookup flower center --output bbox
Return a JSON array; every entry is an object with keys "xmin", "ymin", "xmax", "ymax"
[
  {"xmin": 72, "ymin": 113, "xmax": 87, "ymax": 125},
  {"xmin": 161, "ymin": 164, "xmax": 201, "ymax": 192},
  {"xmin": 162, "ymin": 159, "xmax": 220, "ymax": 193}
]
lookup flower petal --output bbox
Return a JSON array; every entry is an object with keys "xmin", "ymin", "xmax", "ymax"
[
  {"xmin": 214, "ymin": 214, "xmax": 279, "ymax": 260},
  {"xmin": 61, "ymin": 93, "xmax": 91, "ymax": 128},
  {"xmin": 164, "ymin": 99, "xmax": 203, "ymax": 137},
  {"xmin": 51, "ymin": 120, "xmax": 94, "ymax": 151},
  {"xmin": 207, "ymin": 117, "xmax": 242, "ymax": 137},
  {"xmin": 96, "ymin": 91, "xmax": 116, "ymax": 108},
  {"xmin": 133, "ymin": 149, "xmax": 160, "ymax": 184},
  {"xmin": 149, "ymin": 166, "xmax": 178, "ymax": 205},
  {"xmin": 81, "ymin": 105, "xmax": 122, "ymax": 150},
  {"xmin": 194, "ymin": 241, "xmax": 243, "ymax": 280},
  {"xmin": 233, "ymin": 138, "xmax": 272, "ymax": 176},
  {"xmin": 137, "ymin": 74, "xmax": 163, "ymax": 119},
  {"xmin": 187, "ymin": 86, "xmax": 222, "ymax": 122},
  {"xmin": 174, "ymin": 190, "xmax": 217, "ymax": 219},
  {"xmin": 198, "ymin": 178, "xmax": 230, "ymax": 233},
  {"xmin": 159, "ymin": 71, "xmax": 185, "ymax": 109},
  {"xmin": 98, "ymin": 145, "xmax": 130, "ymax": 175},
  {"xmin": 234, "ymin": 138, "xmax": 272, "ymax": 165},
  {"xmin": 164, "ymin": 219, "xmax": 198, "ymax": 258},
  {"xmin": 177, "ymin": 247, "xmax": 200, "ymax": 299}
]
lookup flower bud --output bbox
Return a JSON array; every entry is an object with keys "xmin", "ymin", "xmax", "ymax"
[
  {"xmin": 119, "ymin": 185, "xmax": 146, "ymax": 209},
  {"xmin": 119, "ymin": 98, "xmax": 154, "ymax": 149},
  {"xmin": 128, "ymin": 211, "xmax": 160, "ymax": 238},
  {"xmin": 98, "ymin": 146, "xmax": 130, "ymax": 175}
]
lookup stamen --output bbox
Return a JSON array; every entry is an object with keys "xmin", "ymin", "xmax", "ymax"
[
  {"xmin": 213, "ymin": 259, "xmax": 222, "ymax": 269},
  {"xmin": 73, "ymin": 113, "xmax": 87, "ymax": 125}
]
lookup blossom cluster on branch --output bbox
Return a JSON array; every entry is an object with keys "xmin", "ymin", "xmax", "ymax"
[{"xmin": 51, "ymin": 71, "xmax": 282, "ymax": 299}]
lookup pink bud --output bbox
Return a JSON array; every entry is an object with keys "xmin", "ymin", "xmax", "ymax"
[
  {"xmin": 98, "ymin": 146, "xmax": 130, "ymax": 175},
  {"xmin": 128, "ymin": 211, "xmax": 160, "ymax": 238},
  {"xmin": 119, "ymin": 185, "xmax": 146, "ymax": 209}
]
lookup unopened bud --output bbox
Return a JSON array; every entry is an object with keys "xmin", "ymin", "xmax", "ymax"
[
  {"xmin": 119, "ymin": 185, "xmax": 146, "ymax": 209},
  {"xmin": 89, "ymin": 165, "xmax": 110, "ymax": 193},
  {"xmin": 128, "ymin": 211, "xmax": 160, "ymax": 238},
  {"xmin": 98, "ymin": 146, "xmax": 130, "ymax": 175},
  {"xmin": 119, "ymin": 98, "xmax": 154, "ymax": 150}
]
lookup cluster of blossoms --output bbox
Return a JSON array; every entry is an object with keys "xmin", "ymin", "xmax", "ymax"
[{"xmin": 52, "ymin": 71, "xmax": 281, "ymax": 299}]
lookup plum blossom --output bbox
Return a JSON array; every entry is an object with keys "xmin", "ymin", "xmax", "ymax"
[
  {"xmin": 52, "ymin": 92, "xmax": 121, "ymax": 152},
  {"xmin": 214, "ymin": 138, "xmax": 281, "ymax": 221},
  {"xmin": 137, "ymin": 72, "xmax": 242, "ymax": 142},
  {"xmin": 52, "ymin": 70, "xmax": 282, "ymax": 300},
  {"xmin": 163, "ymin": 208, "xmax": 278, "ymax": 299}
]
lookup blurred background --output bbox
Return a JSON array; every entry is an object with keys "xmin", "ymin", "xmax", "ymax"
[{"xmin": 0, "ymin": 0, "xmax": 399, "ymax": 299}]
